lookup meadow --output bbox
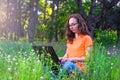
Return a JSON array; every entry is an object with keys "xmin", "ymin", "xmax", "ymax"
[{"xmin": 0, "ymin": 30, "xmax": 120, "ymax": 80}]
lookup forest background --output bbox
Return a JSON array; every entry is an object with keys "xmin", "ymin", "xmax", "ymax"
[{"xmin": 0, "ymin": 0, "xmax": 120, "ymax": 44}]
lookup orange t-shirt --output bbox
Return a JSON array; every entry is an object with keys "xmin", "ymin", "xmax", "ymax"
[{"xmin": 66, "ymin": 34, "xmax": 93, "ymax": 72}]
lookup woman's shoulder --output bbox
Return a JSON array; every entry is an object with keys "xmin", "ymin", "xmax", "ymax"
[
  {"xmin": 81, "ymin": 34, "xmax": 92, "ymax": 41},
  {"xmin": 80, "ymin": 34, "xmax": 91, "ymax": 38}
]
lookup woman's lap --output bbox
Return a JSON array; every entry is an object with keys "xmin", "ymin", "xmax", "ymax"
[{"xmin": 60, "ymin": 61, "xmax": 82, "ymax": 76}]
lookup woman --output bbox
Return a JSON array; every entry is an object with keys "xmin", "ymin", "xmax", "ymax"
[{"xmin": 59, "ymin": 13, "xmax": 93, "ymax": 73}]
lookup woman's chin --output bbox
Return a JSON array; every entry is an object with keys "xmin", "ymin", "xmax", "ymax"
[{"xmin": 72, "ymin": 31, "xmax": 77, "ymax": 33}]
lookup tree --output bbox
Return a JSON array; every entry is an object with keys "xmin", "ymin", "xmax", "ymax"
[
  {"xmin": 48, "ymin": 0, "xmax": 56, "ymax": 42},
  {"xmin": 6, "ymin": 0, "xmax": 26, "ymax": 40},
  {"xmin": 75, "ymin": 0, "xmax": 120, "ymax": 39},
  {"xmin": 52, "ymin": 0, "xmax": 78, "ymax": 41},
  {"xmin": 6, "ymin": 0, "xmax": 17, "ymax": 40},
  {"xmin": 28, "ymin": 0, "xmax": 39, "ymax": 43},
  {"xmin": 104, "ymin": 9, "xmax": 120, "ymax": 44}
]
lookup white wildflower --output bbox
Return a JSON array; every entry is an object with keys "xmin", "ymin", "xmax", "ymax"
[
  {"xmin": 7, "ymin": 55, "xmax": 11, "ymax": 59},
  {"xmin": 111, "ymin": 63, "xmax": 114, "ymax": 66},
  {"xmin": 37, "ymin": 60, "xmax": 40, "ymax": 63},
  {"xmin": 15, "ymin": 72, "xmax": 19, "ymax": 75},
  {"xmin": 33, "ymin": 69, "xmax": 36, "ymax": 72},
  {"xmin": 9, "ymin": 77, "xmax": 12, "ymax": 80},
  {"xmin": 15, "ymin": 62, "xmax": 18, "ymax": 65},
  {"xmin": 12, "ymin": 57, "xmax": 16, "ymax": 61},
  {"xmin": 111, "ymin": 67, "xmax": 113, "ymax": 69},
  {"xmin": 93, "ymin": 70, "xmax": 96, "ymax": 73},
  {"xmin": 113, "ymin": 45, "xmax": 116, "ymax": 48},
  {"xmin": 40, "ymin": 76, "xmax": 44, "ymax": 79},
  {"xmin": 8, "ymin": 67, "xmax": 12, "ymax": 71},
  {"xmin": 107, "ymin": 51, "xmax": 111, "ymax": 55},
  {"xmin": 22, "ymin": 60, "xmax": 25, "ymax": 63}
]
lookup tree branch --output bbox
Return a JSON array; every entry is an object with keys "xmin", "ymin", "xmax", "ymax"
[
  {"xmin": 89, "ymin": 0, "xmax": 96, "ymax": 16},
  {"xmin": 95, "ymin": 0, "xmax": 119, "ymax": 23},
  {"xmin": 75, "ymin": 0, "xmax": 87, "ymax": 20}
]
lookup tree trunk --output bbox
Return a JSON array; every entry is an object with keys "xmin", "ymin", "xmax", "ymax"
[
  {"xmin": 6, "ymin": 0, "xmax": 10, "ymax": 39},
  {"xmin": 117, "ymin": 25, "xmax": 120, "ymax": 44},
  {"xmin": 43, "ymin": 0, "xmax": 47, "ymax": 24},
  {"xmin": 49, "ymin": 0, "xmax": 55, "ymax": 42},
  {"xmin": 54, "ymin": 0, "xmax": 59, "ymax": 41},
  {"xmin": 6, "ymin": 0, "xmax": 14, "ymax": 40},
  {"xmin": 13, "ymin": 0, "xmax": 19, "ymax": 40},
  {"xmin": 15, "ymin": 0, "xmax": 24, "ymax": 39},
  {"xmin": 28, "ymin": 0, "xmax": 38, "ymax": 43}
]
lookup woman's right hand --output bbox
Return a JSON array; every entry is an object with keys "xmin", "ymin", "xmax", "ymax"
[{"xmin": 59, "ymin": 57, "xmax": 68, "ymax": 64}]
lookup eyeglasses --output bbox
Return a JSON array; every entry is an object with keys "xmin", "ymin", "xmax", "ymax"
[{"xmin": 69, "ymin": 23, "xmax": 78, "ymax": 27}]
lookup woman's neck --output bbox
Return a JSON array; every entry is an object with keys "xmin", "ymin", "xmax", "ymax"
[{"xmin": 75, "ymin": 33, "xmax": 80, "ymax": 39}]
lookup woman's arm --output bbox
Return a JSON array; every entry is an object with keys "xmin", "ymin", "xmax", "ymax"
[
  {"xmin": 86, "ymin": 46, "xmax": 92, "ymax": 58},
  {"xmin": 60, "ymin": 46, "xmax": 92, "ymax": 63},
  {"xmin": 67, "ymin": 46, "xmax": 92, "ymax": 62},
  {"xmin": 67, "ymin": 57, "xmax": 85, "ymax": 62}
]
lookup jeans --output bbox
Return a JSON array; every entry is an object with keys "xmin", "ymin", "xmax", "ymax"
[
  {"xmin": 58, "ymin": 61, "xmax": 82, "ymax": 78},
  {"xmin": 44, "ymin": 61, "xmax": 82, "ymax": 79}
]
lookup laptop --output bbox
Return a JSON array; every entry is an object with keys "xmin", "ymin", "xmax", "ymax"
[{"xmin": 32, "ymin": 45, "xmax": 61, "ymax": 65}]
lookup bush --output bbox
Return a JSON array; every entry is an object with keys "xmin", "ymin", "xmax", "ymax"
[{"xmin": 94, "ymin": 29, "xmax": 117, "ymax": 46}]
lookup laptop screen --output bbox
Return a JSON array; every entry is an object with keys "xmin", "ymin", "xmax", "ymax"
[{"xmin": 32, "ymin": 45, "xmax": 61, "ymax": 65}]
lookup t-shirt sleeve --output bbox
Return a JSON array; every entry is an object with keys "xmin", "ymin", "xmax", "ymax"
[{"xmin": 85, "ymin": 36, "xmax": 93, "ymax": 48}]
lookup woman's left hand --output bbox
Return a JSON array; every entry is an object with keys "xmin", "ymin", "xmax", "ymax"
[
  {"xmin": 67, "ymin": 58, "xmax": 75, "ymax": 62},
  {"xmin": 60, "ymin": 58, "xmax": 68, "ymax": 63}
]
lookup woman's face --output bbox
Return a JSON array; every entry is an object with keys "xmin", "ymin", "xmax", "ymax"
[{"xmin": 69, "ymin": 18, "xmax": 79, "ymax": 33}]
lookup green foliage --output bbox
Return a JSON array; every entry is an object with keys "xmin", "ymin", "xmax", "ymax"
[
  {"xmin": 82, "ymin": 0, "xmax": 91, "ymax": 15},
  {"xmin": 34, "ymin": 24, "xmax": 48, "ymax": 42},
  {"xmin": 48, "ymin": 0, "xmax": 79, "ymax": 42},
  {"xmin": 25, "ymin": 0, "xmax": 30, "ymax": 3},
  {"xmin": 39, "ymin": 0, "xmax": 52, "ymax": 18},
  {"xmin": 94, "ymin": 29, "xmax": 117, "ymax": 46},
  {"xmin": 60, "ymin": 0, "xmax": 78, "ymax": 14}
]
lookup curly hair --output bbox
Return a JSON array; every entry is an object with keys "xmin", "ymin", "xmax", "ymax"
[{"xmin": 66, "ymin": 13, "xmax": 90, "ymax": 43}]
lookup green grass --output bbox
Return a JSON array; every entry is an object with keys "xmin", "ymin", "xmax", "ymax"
[
  {"xmin": 84, "ymin": 43, "xmax": 120, "ymax": 80},
  {"xmin": 0, "ymin": 41, "xmax": 67, "ymax": 80},
  {"xmin": 0, "ymin": 40, "xmax": 120, "ymax": 80}
]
